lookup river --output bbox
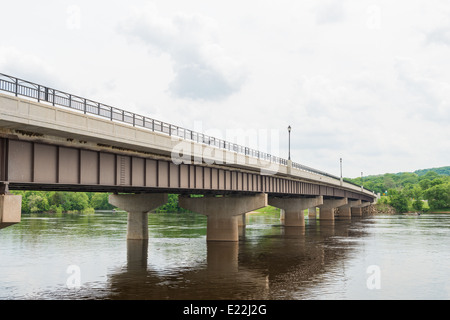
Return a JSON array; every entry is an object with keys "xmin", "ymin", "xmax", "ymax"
[{"xmin": 0, "ymin": 211, "xmax": 449, "ymax": 300}]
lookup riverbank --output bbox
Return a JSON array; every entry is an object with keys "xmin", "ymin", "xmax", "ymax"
[{"xmin": 365, "ymin": 203, "xmax": 450, "ymax": 215}]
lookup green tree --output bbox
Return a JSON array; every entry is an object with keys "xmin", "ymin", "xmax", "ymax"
[
  {"xmin": 383, "ymin": 175, "xmax": 396, "ymax": 190},
  {"xmin": 387, "ymin": 189, "xmax": 409, "ymax": 213},
  {"xmin": 155, "ymin": 194, "xmax": 190, "ymax": 213},
  {"xmin": 424, "ymin": 183, "xmax": 450, "ymax": 210},
  {"xmin": 399, "ymin": 172, "xmax": 418, "ymax": 187},
  {"xmin": 403, "ymin": 184, "xmax": 422, "ymax": 200},
  {"xmin": 419, "ymin": 171, "xmax": 440, "ymax": 181},
  {"xmin": 69, "ymin": 193, "xmax": 90, "ymax": 211},
  {"xmin": 412, "ymin": 199, "xmax": 424, "ymax": 212},
  {"xmin": 419, "ymin": 179, "xmax": 431, "ymax": 190},
  {"xmin": 47, "ymin": 192, "xmax": 90, "ymax": 212},
  {"xmin": 90, "ymin": 193, "xmax": 115, "ymax": 210},
  {"xmin": 27, "ymin": 192, "xmax": 50, "ymax": 213},
  {"xmin": 430, "ymin": 177, "xmax": 445, "ymax": 187}
]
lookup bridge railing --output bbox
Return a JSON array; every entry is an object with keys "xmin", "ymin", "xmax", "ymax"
[{"xmin": 0, "ymin": 72, "xmax": 371, "ymax": 194}]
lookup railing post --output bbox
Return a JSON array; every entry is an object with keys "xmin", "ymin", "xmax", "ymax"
[
  {"xmin": 15, "ymin": 78, "xmax": 18, "ymax": 96},
  {"xmin": 37, "ymin": 85, "xmax": 41, "ymax": 102}
]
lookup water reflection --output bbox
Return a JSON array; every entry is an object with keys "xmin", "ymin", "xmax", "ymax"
[{"xmin": 103, "ymin": 215, "xmax": 369, "ymax": 300}]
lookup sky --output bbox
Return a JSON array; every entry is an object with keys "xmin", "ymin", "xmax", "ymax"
[{"xmin": 1, "ymin": 0, "xmax": 449, "ymax": 178}]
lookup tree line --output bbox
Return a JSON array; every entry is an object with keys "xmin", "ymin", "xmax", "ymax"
[
  {"xmin": 10, "ymin": 191, "xmax": 187, "ymax": 214},
  {"xmin": 345, "ymin": 166, "xmax": 450, "ymax": 213}
]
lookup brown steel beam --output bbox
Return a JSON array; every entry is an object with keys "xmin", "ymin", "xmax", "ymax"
[{"xmin": 1, "ymin": 137, "xmax": 374, "ymax": 201}]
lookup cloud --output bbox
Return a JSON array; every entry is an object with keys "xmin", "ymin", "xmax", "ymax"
[
  {"xmin": 425, "ymin": 26, "xmax": 450, "ymax": 46},
  {"xmin": 118, "ymin": 4, "xmax": 246, "ymax": 101},
  {"xmin": 422, "ymin": 6, "xmax": 450, "ymax": 47},
  {"xmin": 313, "ymin": 1, "xmax": 346, "ymax": 25},
  {"xmin": 394, "ymin": 57, "xmax": 450, "ymax": 123},
  {"xmin": 0, "ymin": 46, "xmax": 60, "ymax": 87}
]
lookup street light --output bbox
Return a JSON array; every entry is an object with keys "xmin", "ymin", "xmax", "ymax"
[
  {"xmin": 288, "ymin": 125, "xmax": 291, "ymax": 160},
  {"xmin": 361, "ymin": 171, "xmax": 364, "ymax": 191}
]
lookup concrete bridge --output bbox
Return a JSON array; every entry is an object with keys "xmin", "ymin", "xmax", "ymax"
[{"xmin": 0, "ymin": 73, "xmax": 376, "ymax": 241}]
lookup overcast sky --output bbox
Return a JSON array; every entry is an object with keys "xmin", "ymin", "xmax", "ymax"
[{"xmin": 1, "ymin": 0, "xmax": 449, "ymax": 178}]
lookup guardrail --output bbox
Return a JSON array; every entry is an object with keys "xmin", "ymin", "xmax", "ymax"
[{"xmin": 0, "ymin": 72, "xmax": 371, "ymax": 193}]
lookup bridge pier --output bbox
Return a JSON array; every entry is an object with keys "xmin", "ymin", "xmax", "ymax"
[
  {"xmin": 268, "ymin": 196, "xmax": 323, "ymax": 227},
  {"xmin": 351, "ymin": 207, "xmax": 362, "ymax": 216},
  {"xmin": 318, "ymin": 198, "xmax": 348, "ymax": 220},
  {"xmin": 0, "ymin": 183, "xmax": 22, "ymax": 229},
  {"xmin": 0, "ymin": 194, "xmax": 22, "ymax": 229},
  {"xmin": 351, "ymin": 201, "xmax": 371, "ymax": 217},
  {"xmin": 308, "ymin": 207, "xmax": 317, "ymax": 219},
  {"xmin": 279, "ymin": 209, "xmax": 285, "ymax": 222},
  {"xmin": 179, "ymin": 194, "xmax": 268, "ymax": 242},
  {"xmin": 109, "ymin": 193, "xmax": 168, "ymax": 240},
  {"xmin": 338, "ymin": 200, "xmax": 361, "ymax": 219}
]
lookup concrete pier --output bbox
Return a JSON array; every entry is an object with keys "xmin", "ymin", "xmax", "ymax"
[
  {"xmin": 338, "ymin": 200, "xmax": 361, "ymax": 219},
  {"xmin": 308, "ymin": 207, "xmax": 317, "ymax": 219},
  {"xmin": 109, "ymin": 193, "xmax": 168, "ymax": 240},
  {"xmin": 351, "ymin": 201, "xmax": 371, "ymax": 217},
  {"xmin": 269, "ymin": 196, "xmax": 323, "ymax": 227},
  {"xmin": 179, "ymin": 194, "xmax": 268, "ymax": 242},
  {"xmin": 351, "ymin": 207, "xmax": 362, "ymax": 216},
  {"xmin": 318, "ymin": 198, "xmax": 348, "ymax": 220},
  {"xmin": 0, "ymin": 194, "xmax": 22, "ymax": 229}
]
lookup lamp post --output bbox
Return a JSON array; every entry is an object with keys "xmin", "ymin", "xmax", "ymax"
[
  {"xmin": 340, "ymin": 158, "xmax": 343, "ymax": 185},
  {"xmin": 288, "ymin": 125, "xmax": 291, "ymax": 160},
  {"xmin": 361, "ymin": 171, "xmax": 364, "ymax": 191}
]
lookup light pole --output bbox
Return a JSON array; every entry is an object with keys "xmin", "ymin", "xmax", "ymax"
[
  {"xmin": 361, "ymin": 171, "xmax": 364, "ymax": 191},
  {"xmin": 340, "ymin": 158, "xmax": 343, "ymax": 185},
  {"xmin": 288, "ymin": 125, "xmax": 291, "ymax": 160}
]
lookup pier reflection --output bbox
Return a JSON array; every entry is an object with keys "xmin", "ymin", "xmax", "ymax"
[{"xmin": 107, "ymin": 217, "xmax": 368, "ymax": 300}]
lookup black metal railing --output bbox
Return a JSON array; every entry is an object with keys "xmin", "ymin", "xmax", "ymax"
[{"xmin": 0, "ymin": 72, "xmax": 370, "ymax": 193}]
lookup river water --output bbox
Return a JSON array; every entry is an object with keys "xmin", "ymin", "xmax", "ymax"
[{"xmin": 0, "ymin": 211, "xmax": 449, "ymax": 300}]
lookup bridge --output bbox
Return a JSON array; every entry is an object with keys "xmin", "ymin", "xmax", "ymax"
[{"xmin": 0, "ymin": 73, "xmax": 376, "ymax": 241}]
